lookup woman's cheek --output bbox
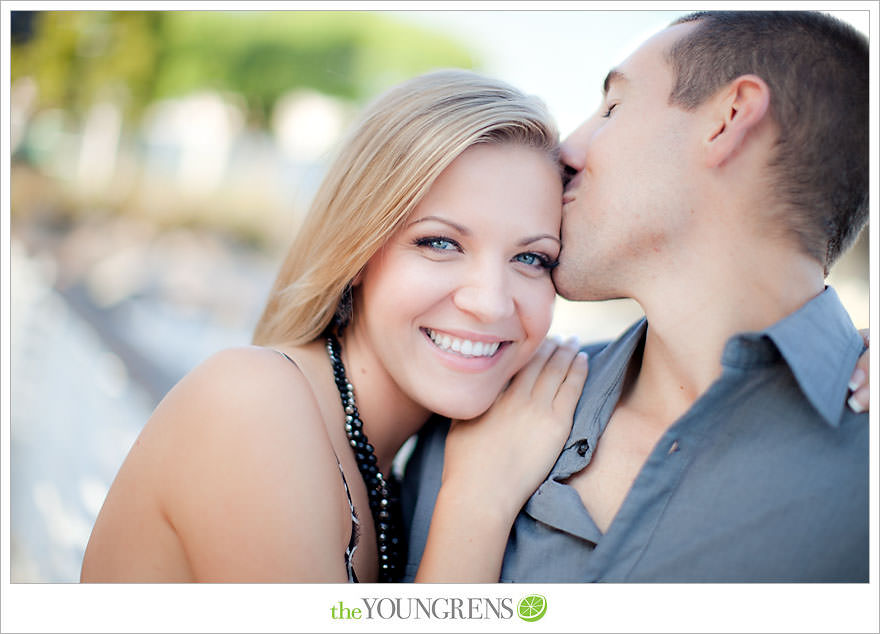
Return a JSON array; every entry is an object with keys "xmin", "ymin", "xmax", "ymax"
[{"xmin": 524, "ymin": 278, "xmax": 557, "ymax": 337}]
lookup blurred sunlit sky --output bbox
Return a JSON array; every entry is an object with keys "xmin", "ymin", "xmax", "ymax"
[{"xmin": 390, "ymin": 7, "xmax": 870, "ymax": 137}]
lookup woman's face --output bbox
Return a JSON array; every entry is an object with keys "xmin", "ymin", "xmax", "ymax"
[{"xmin": 353, "ymin": 142, "xmax": 562, "ymax": 420}]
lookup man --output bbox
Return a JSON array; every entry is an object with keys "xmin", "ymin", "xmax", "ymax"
[{"xmin": 402, "ymin": 11, "xmax": 869, "ymax": 582}]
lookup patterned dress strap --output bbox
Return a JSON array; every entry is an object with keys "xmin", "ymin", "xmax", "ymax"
[
  {"xmin": 273, "ymin": 348, "xmax": 360, "ymax": 582},
  {"xmin": 336, "ymin": 461, "xmax": 360, "ymax": 583}
]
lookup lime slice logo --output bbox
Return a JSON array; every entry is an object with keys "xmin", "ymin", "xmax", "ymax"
[{"xmin": 517, "ymin": 594, "xmax": 547, "ymax": 622}]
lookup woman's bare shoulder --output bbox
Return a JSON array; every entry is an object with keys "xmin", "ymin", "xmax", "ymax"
[
  {"xmin": 146, "ymin": 344, "xmax": 337, "ymax": 486},
  {"xmin": 168, "ymin": 345, "xmax": 313, "ymax": 408},
  {"xmin": 125, "ymin": 345, "xmax": 351, "ymax": 580}
]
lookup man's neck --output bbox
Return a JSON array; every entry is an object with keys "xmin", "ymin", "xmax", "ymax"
[{"xmin": 623, "ymin": 244, "xmax": 825, "ymax": 426}]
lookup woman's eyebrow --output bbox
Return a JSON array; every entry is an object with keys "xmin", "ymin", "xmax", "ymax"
[
  {"xmin": 520, "ymin": 234, "xmax": 561, "ymax": 248},
  {"xmin": 407, "ymin": 216, "xmax": 469, "ymax": 234}
]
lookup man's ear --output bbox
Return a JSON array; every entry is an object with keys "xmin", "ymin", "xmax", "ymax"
[{"xmin": 704, "ymin": 74, "xmax": 771, "ymax": 168}]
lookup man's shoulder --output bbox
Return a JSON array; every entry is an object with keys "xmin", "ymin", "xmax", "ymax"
[
  {"xmin": 403, "ymin": 415, "xmax": 450, "ymax": 476},
  {"xmin": 577, "ymin": 318, "xmax": 647, "ymax": 384},
  {"xmin": 579, "ymin": 339, "xmax": 610, "ymax": 359}
]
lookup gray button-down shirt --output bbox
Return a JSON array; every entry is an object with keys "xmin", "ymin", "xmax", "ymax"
[{"xmin": 401, "ymin": 287, "xmax": 868, "ymax": 582}]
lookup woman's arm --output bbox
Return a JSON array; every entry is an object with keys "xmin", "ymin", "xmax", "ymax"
[
  {"xmin": 82, "ymin": 347, "xmax": 352, "ymax": 582},
  {"xmin": 415, "ymin": 338, "xmax": 588, "ymax": 582}
]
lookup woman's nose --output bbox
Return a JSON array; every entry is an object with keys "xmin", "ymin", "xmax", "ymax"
[{"xmin": 452, "ymin": 266, "xmax": 515, "ymax": 323}]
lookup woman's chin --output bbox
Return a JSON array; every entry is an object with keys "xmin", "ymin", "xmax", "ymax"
[{"xmin": 431, "ymin": 400, "xmax": 496, "ymax": 422}]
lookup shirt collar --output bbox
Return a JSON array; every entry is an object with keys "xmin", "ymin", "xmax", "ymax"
[
  {"xmin": 723, "ymin": 286, "xmax": 864, "ymax": 428},
  {"xmin": 554, "ymin": 319, "xmax": 647, "ymax": 478}
]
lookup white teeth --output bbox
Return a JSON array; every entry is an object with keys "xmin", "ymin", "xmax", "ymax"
[{"xmin": 426, "ymin": 329, "xmax": 502, "ymax": 358}]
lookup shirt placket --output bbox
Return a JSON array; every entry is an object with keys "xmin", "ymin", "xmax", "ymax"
[{"xmin": 584, "ymin": 368, "xmax": 746, "ymax": 580}]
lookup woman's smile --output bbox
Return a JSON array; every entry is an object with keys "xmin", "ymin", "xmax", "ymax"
[{"xmin": 420, "ymin": 327, "xmax": 515, "ymax": 372}]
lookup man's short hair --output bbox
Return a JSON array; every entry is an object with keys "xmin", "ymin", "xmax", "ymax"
[{"xmin": 668, "ymin": 11, "xmax": 868, "ymax": 272}]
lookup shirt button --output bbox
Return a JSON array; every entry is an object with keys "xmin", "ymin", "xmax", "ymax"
[{"xmin": 575, "ymin": 439, "xmax": 590, "ymax": 456}]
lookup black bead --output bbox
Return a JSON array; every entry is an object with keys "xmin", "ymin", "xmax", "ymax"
[{"xmin": 327, "ymin": 333, "xmax": 404, "ymax": 582}]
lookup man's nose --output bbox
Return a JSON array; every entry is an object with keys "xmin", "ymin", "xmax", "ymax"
[{"xmin": 560, "ymin": 118, "xmax": 595, "ymax": 174}]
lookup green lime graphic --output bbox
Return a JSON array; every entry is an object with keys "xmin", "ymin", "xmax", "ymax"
[{"xmin": 517, "ymin": 594, "xmax": 547, "ymax": 622}]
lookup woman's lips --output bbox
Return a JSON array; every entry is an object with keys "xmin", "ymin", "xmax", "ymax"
[{"xmin": 421, "ymin": 327, "xmax": 511, "ymax": 372}]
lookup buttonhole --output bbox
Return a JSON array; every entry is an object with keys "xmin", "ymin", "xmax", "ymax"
[{"xmin": 668, "ymin": 440, "xmax": 680, "ymax": 455}]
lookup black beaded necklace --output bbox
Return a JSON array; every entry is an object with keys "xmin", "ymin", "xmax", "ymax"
[{"xmin": 326, "ymin": 334, "xmax": 403, "ymax": 582}]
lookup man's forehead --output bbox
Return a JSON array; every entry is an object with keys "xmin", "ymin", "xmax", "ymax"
[{"xmin": 602, "ymin": 22, "xmax": 695, "ymax": 94}]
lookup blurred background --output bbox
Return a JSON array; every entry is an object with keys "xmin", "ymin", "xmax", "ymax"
[{"xmin": 6, "ymin": 9, "xmax": 870, "ymax": 583}]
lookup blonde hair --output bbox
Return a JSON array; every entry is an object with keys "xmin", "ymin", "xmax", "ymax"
[{"xmin": 252, "ymin": 69, "xmax": 560, "ymax": 346}]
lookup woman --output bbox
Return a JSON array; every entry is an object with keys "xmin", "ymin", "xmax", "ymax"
[{"xmin": 80, "ymin": 69, "xmax": 588, "ymax": 582}]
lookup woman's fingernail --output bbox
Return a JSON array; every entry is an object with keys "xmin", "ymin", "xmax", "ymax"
[
  {"xmin": 848, "ymin": 393, "xmax": 866, "ymax": 414},
  {"xmin": 848, "ymin": 368, "xmax": 866, "ymax": 392}
]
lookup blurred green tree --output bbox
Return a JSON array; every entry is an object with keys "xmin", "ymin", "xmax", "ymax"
[
  {"xmin": 12, "ymin": 12, "xmax": 162, "ymax": 122},
  {"xmin": 11, "ymin": 10, "xmax": 477, "ymax": 126}
]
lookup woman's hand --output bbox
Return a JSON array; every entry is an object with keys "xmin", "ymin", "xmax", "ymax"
[
  {"xmin": 414, "ymin": 337, "xmax": 588, "ymax": 582},
  {"xmin": 848, "ymin": 329, "xmax": 870, "ymax": 413},
  {"xmin": 441, "ymin": 337, "xmax": 589, "ymax": 517}
]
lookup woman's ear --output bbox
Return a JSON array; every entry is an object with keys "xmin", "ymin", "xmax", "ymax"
[
  {"xmin": 704, "ymin": 74, "xmax": 771, "ymax": 168},
  {"xmin": 351, "ymin": 268, "xmax": 364, "ymax": 286}
]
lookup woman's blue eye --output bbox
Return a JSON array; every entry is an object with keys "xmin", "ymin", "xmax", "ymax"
[
  {"xmin": 514, "ymin": 252, "xmax": 558, "ymax": 270},
  {"xmin": 415, "ymin": 236, "xmax": 460, "ymax": 251},
  {"xmin": 429, "ymin": 238, "xmax": 456, "ymax": 250}
]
